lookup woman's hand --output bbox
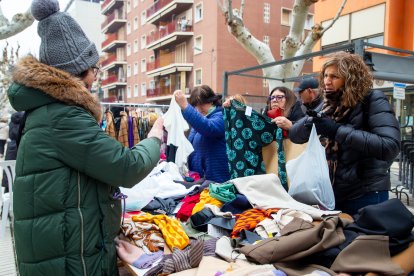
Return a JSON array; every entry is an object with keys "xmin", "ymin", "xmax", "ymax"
[
  {"xmin": 173, "ymin": 90, "xmax": 188, "ymax": 110},
  {"xmin": 115, "ymin": 239, "xmax": 142, "ymax": 264},
  {"xmin": 272, "ymin": 116, "xmax": 293, "ymax": 130},
  {"xmin": 147, "ymin": 117, "xmax": 164, "ymax": 141},
  {"xmin": 222, "ymin": 97, "xmax": 233, "ymax": 108}
]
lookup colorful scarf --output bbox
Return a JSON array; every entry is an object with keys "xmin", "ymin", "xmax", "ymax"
[{"xmin": 321, "ymin": 90, "xmax": 351, "ymax": 185}]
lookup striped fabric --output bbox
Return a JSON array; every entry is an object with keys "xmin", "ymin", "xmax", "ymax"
[
  {"xmin": 231, "ymin": 208, "xmax": 280, "ymax": 238},
  {"xmin": 162, "ymin": 240, "xmax": 204, "ymax": 274}
]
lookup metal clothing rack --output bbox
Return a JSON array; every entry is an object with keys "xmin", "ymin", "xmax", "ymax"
[{"xmin": 100, "ymin": 102, "xmax": 169, "ymax": 108}]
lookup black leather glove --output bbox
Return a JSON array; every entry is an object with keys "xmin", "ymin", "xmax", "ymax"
[{"xmin": 312, "ymin": 116, "xmax": 340, "ymax": 139}]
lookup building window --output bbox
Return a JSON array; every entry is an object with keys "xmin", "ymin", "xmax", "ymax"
[
  {"xmin": 194, "ymin": 36, "xmax": 202, "ymax": 54},
  {"xmin": 149, "ymin": 80, "xmax": 155, "ymax": 90},
  {"xmin": 127, "ymin": 64, "xmax": 131, "ymax": 77},
  {"xmin": 127, "ymin": 44, "xmax": 131, "ymax": 56},
  {"xmin": 127, "ymin": 86, "xmax": 131, "ymax": 98},
  {"xmin": 134, "ymin": 84, "xmax": 139, "ymax": 97},
  {"xmin": 194, "ymin": 68, "xmax": 202, "ymax": 86},
  {"xmin": 363, "ymin": 35, "xmax": 384, "ymax": 45},
  {"xmin": 195, "ymin": 3, "xmax": 203, "ymax": 23},
  {"xmin": 264, "ymin": 3, "xmax": 270, "ymax": 24},
  {"xmin": 126, "ymin": 1, "xmax": 131, "ymax": 13},
  {"xmin": 305, "ymin": 14, "xmax": 314, "ymax": 30},
  {"xmin": 281, "ymin": 9, "xmax": 292, "ymax": 26},
  {"xmin": 133, "ymin": 17, "xmax": 138, "ymax": 30},
  {"xmin": 127, "ymin": 22, "xmax": 131, "ymax": 34},
  {"xmin": 141, "ymin": 11, "xmax": 146, "ymax": 25},
  {"xmin": 133, "ymin": 39, "xmax": 138, "ymax": 52},
  {"xmin": 141, "ymin": 59, "xmax": 146, "ymax": 73},
  {"xmin": 141, "ymin": 35, "xmax": 146, "ymax": 49},
  {"xmin": 133, "ymin": 0, "xmax": 138, "ymax": 8},
  {"xmin": 321, "ymin": 4, "xmax": 385, "ymax": 48},
  {"xmin": 134, "ymin": 62, "xmax": 139, "ymax": 75},
  {"xmin": 263, "ymin": 35, "xmax": 269, "ymax": 45},
  {"xmin": 141, "ymin": 82, "xmax": 147, "ymax": 96}
]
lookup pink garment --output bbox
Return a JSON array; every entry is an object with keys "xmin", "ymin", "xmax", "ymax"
[{"xmin": 188, "ymin": 171, "xmax": 201, "ymax": 182}]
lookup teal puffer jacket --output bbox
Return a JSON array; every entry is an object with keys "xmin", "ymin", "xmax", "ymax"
[{"xmin": 8, "ymin": 56, "xmax": 161, "ymax": 276}]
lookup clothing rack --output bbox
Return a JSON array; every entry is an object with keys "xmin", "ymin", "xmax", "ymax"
[{"xmin": 100, "ymin": 102, "xmax": 169, "ymax": 108}]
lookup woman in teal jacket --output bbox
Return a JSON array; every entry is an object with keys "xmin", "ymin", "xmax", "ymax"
[{"xmin": 8, "ymin": 1, "xmax": 163, "ymax": 275}]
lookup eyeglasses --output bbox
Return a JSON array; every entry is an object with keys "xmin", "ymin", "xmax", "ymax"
[
  {"xmin": 92, "ymin": 66, "xmax": 100, "ymax": 77},
  {"xmin": 268, "ymin": 95, "xmax": 285, "ymax": 102}
]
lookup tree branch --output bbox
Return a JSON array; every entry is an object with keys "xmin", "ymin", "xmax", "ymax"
[
  {"xmin": 0, "ymin": 6, "xmax": 34, "ymax": 40},
  {"xmin": 240, "ymin": 0, "xmax": 245, "ymax": 19},
  {"xmin": 227, "ymin": 0, "xmax": 233, "ymax": 24},
  {"xmin": 321, "ymin": 0, "xmax": 347, "ymax": 35}
]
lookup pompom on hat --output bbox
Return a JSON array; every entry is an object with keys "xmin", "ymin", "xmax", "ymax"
[{"xmin": 31, "ymin": 0, "xmax": 99, "ymax": 76}]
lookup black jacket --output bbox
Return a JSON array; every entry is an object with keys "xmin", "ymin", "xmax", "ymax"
[
  {"xmin": 289, "ymin": 90, "xmax": 400, "ymax": 204},
  {"xmin": 288, "ymin": 100, "xmax": 306, "ymax": 122}
]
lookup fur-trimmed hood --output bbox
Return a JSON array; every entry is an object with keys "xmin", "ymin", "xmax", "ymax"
[{"xmin": 8, "ymin": 55, "xmax": 101, "ymax": 122}]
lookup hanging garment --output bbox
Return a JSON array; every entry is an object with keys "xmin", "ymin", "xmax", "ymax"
[
  {"xmin": 224, "ymin": 100, "xmax": 288, "ymax": 190},
  {"xmin": 163, "ymin": 97, "xmax": 194, "ymax": 171},
  {"xmin": 131, "ymin": 110, "xmax": 141, "ymax": 145},
  {"xmin": 118, "ymin": 111, "xmax": 129, "ymax": 147},
  {"xmin": 105, "ymin": 110, "xmax": 117, "ymax": 139}
]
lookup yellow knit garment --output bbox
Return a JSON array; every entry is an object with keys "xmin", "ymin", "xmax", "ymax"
[
  {"xmin": 132, "ymin": 213, "xmax": 189, "ymax": 250},
  {"xmin": 192, "ymin": 189, "xmax": 224, "ymax": 215}
]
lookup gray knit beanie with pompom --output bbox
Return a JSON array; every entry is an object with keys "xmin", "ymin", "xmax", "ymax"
[{"xmin": 31, "ymin": 0, "xmax": 99, "ymax": 76}]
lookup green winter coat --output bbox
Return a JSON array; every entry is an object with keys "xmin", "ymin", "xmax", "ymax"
[{"xmin": 8, "ymin": 56, "xmax": 161, "ymax": 276}]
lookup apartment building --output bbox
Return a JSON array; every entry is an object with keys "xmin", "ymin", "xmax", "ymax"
[{"xmin": 101, "ymin": 0, "xmax": 314, "ymax": 105}]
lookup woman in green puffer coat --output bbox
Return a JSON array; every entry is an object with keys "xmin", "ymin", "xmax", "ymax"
[{"xmin": 8, "ymin": 1, "xmax": 163, "ymax": 275}]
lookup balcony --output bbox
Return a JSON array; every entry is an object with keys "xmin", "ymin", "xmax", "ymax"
[
  {"xmin": 101, "ymin": 74, "xmax": 127, "ymax": 90},
  {"xmin": 146, "ymin": 19, "xmax": 193, "ymax": 51},
  {"xmin": 146, "ymin": 0, "xmax": 193, "ymax": 25},
  {"xmin": 102, "ymin": 33, "xmax": 127, "ymax": 53},
  {"xmin": 146, "ymin": 52, "xmax": 192, "ymax": 77},
  {"xmin": 101, "ymin": 0, "xmax": 124, "ymax": 15},
  {"xmin": 101, "ymin": 54, "xmax": 127, "ymax": 71},
  {"xmin": 102, "ymin": 11, "xmax": 126, "ymax": 34}
]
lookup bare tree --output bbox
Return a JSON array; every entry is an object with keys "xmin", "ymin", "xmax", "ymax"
[
  {"xmin": 217, "ymin": 0, "xmax": 347, "ymax": 91},
  {"xmin": 0, "ymin": 42, "xmax": 19, "ymax": 116},
  {"xmin": 0, "ymin": 4, "xmax": 34, "ymax": 40}
]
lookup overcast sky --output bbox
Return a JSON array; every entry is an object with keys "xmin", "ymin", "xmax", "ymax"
[{"xmin": 0, "ymin": 0, "xmax": 70, "ymax": 57}]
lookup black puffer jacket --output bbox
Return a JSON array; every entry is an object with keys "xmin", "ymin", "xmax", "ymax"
[{"xmin": 289, "ymin": 90, "xmax": 400, "ymax": 204}]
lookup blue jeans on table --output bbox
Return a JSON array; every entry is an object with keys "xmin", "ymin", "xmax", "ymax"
[{"xmin": 336, "ymin": 191, "xmax": 389, "ymax": 216}]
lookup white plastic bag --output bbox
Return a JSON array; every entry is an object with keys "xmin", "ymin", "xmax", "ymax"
[{"xmin": 286, "ymin": 124, "xmax": 335, "ymax": 210}]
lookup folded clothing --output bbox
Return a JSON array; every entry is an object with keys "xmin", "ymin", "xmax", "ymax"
[{"xmin": 133, "ymin": 250, "xmax": 164, "ymax": 269}]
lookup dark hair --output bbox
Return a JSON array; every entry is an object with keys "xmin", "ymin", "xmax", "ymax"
[
  {"xmin": 78, "ymin": 69, "xmax": 89, "ymax": 79},
  {"xmin": 264, "ymin": 86, "xmax": 297, "ymax": 116},
  {"xmin": 189, "ymin": 85, "xmax": 222, "ymax": 107}
]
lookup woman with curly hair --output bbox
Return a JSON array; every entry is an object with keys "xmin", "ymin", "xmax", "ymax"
[{"xmin": 289, "ymin": 52, "xmax": 400, "ymax": 215}]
